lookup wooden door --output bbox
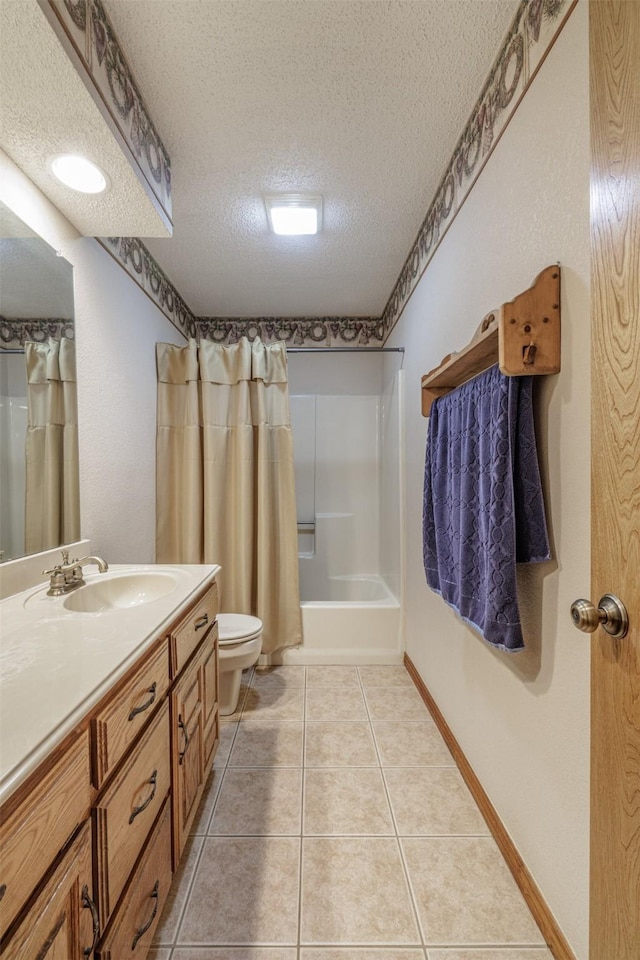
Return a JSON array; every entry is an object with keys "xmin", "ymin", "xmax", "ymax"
[{"xmin": 589, "ymin": 3, "xmax": 640, "ymax": 958}]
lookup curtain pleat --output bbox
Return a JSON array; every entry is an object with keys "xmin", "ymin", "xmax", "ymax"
[
  {"xmin": 156, "ymin": 338, "xmax": 301, "ymax": 653},
  {"xmin": 25, "ymin": 338, "xmax": 80, "ymax": 554}
]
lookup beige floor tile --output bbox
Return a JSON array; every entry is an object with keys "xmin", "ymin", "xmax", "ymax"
[
  {"xmin": 402, "ymin": 838, "xmax": 545, "ymax": 945},
  {"xmin": 305, "ymin": 686, "xmax": 368, "ymax": 721},
  {"xmin": 384, "ymin": 768, "xmax": 489, "ymax": 836},
  {"xmin": 358, "ymin": 666, "xmax": 415, "ymax": 688},
  {"xmin": 178, "ymin": 837, "xmax": 300, "ymax": 944},
  {"xmin": 301, "ymin": 837, "xmax": 419, "ymax": 944},
  {"xmin": 242, "ymin": 685, "xmax": 305, "ymax": 721},
  {"xmin": 364, "ymin": 686, "xmax": 431, "ymax": 721},
  {"xmin": 304, "ymin": 768, "xmax": 394, "ymax": 835},
  {"xmin": 306, "ymin": 665, "xmax": 360, "ymax": 686},
  {"xmin": 190, "ymin": 768, "xmax": 224, "ymax": 835},
  {"xmin": 305, "ymin": 722, "xmax": 379, "ymax": 766},
  {"xmin": 302, "ymin": 953, "xmax": 425, "ymax": 960},
  {"xmin": 251, "ymin": 665, "xmax": 306, "ymax": 688},
  {"xmin": 426, "ymin": 950, "xmax": 553, "ymax": 959},
  {"xmin": 153, "ymin": 835, "xmax": 204, "ymax": 945},
  {"xmin": 173, "ymin": 951, "xmax": 297, "ymax": 960},
  {"xmin": 229, "ymin": 721, "xmax": 304, "ymax": 766},
  {"xmin": 147, "ymin": 950, "xmax": 172, "ymax": 960},
  {"xmin": 213, "ymin": 720, "xmax": 238, "ymax": 768},
  {"xmin": 372, "ymin": 722, "xmax": 454, "ymax": 767},
  {"xmin": 209, "ymin": 767, "xmax": 302, "ymax": 835}
]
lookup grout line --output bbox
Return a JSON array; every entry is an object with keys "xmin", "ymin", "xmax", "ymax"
[
  {"xmin": 297, "ymin": 666, "xmax": 307, "ymax": 958},
  {"xmin": 358, "ymin": 668, "xmax": 427, "ymax": 949}
]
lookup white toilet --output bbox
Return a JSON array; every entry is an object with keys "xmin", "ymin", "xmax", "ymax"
[{"xmin": 217, "ymin": 613, "xmax": 263, "ymax": 715}]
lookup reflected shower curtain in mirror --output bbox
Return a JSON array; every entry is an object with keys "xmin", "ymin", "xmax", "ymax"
[
  {"xmin": 25, "ymin": 338, "xmax": 80, "ymax": 553},
  {"xmin": 156, "ymin": 337, "xmax": 302, "ymax": 654}
]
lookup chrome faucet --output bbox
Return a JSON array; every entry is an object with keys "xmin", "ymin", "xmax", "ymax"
[{"xmin": 43, "ymin": 550, "xmax": 109, "ymax": 596}]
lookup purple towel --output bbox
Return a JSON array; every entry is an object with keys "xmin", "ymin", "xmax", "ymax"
[{"xmin": 423, "ymin": 364, "xmax": 550, "ymax": 652}]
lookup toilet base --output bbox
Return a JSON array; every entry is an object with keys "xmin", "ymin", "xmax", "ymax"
[
  {"xmin": 219, "ymin": 669, "xmax": 244, "ymax": 716},
  {"xmin": 218, "ymin": 632, "xmax": 262, "ymax": 715}
]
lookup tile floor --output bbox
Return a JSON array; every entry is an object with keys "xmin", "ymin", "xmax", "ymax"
[{"xmin": 152, "ymin": 665, "xmax": 553, "ymax": 960}]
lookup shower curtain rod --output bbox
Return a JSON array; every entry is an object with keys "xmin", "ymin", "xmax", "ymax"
[
  {"xmin": 286, "ymin": 346, "xmax": 404, "ymax": 354},
  {"xmin": 0, "ymin": 348, "xmax": 25, "ymax": 354}
]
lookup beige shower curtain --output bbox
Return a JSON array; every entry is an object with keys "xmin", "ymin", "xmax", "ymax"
[
  {"xmin": 25, "ymin": 338, "xmax": 80, "ymax": 554},
  {"xmin": 156, "ymin": 337, "xmax": 302, "ymax": 654}
]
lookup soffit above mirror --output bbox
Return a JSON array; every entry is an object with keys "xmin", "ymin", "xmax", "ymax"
[{"xmin": 0, "ymin": 0, "xmax": 171, "ymax": 238}]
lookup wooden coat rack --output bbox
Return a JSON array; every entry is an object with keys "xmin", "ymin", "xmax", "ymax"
[{"xmin": 421, "ymin": 265, "xmax": 561, "ymax": 416}]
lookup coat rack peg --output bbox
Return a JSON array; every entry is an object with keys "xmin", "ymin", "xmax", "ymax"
[{"xmin": 421, "ymin": 265, "xmax": 561, "ymax": 416}]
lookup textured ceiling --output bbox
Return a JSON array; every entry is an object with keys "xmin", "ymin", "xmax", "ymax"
[
  {"xmin": 105, "ymin": 0, "xmax": 518, "ymax": 318},
  {"xmin": 0, "ymin": 0, "xmax": 169, "ymax": 238}
]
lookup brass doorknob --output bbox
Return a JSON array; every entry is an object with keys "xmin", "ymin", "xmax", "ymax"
[{"xmin": 570, "ymin": 594, "xmax": 629, "ymax": 639}]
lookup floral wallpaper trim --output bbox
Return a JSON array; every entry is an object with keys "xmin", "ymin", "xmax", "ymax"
[
  {"xmin": 44, "ymin": 0, "xmax": 172, "ymax": 226},
  {"xmin": 99, "ymin": 237, "xmax": 381, "ymax": 346},
  {"xmin": 98, "ymin": 237, "xmax": 197, "ymax": 337},
  {"xmin": 197, "ymin": 317, "xmax": 383, "ymax": 347},
  {"xmin": 0, "ymin": 318, "xmax": 74, "ymax": 346},
  {"xmin": 380, "ymin": 0, "xmax": 576, "ymax": 341}
]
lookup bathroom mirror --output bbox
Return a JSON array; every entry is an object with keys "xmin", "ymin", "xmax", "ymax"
[{"xmin": 0, "ymin": 200, "xmax": 79, "ymax": 562}]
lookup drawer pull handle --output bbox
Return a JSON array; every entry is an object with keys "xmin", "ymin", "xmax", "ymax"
[
  {"xmin": 131, "ymin": 879, "xmax": 159, "ymax": 950},
  {"xmin": 129, "ymin": 770, "xmax": 158, "ymax": 824},
  {"xmin": 128, "ymin": 682, "xmax": 158, "ymax": 721},
  {"xmin": 81, "ymin": 884, "xmax": 100, "ymax": 957},
  {"xmin": 195, "ymin": 613, "xmax": 209, "ymax": 631},
  {"xmin": 178, "ymin": 715, "xmax": 190, "ymax": 765}
]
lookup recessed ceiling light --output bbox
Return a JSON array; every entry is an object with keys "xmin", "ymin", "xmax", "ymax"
[
  {"xmin": 265, "ymin": 194, "xmax": 322, "ymax": 235},
  {"xmin": 48, "ymin": 154, "xmax": 109, "ymax": 194}
]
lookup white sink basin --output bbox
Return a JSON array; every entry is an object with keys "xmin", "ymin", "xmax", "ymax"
[{"xmin": 62, "ymin": 572, "xmax": 178, "ymax": 613}]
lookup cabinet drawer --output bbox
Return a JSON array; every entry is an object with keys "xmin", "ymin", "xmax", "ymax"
[
  {"xmin": 94, "ymin": 701, "xmax": 170, "ymax": 925},
  {"xmin": 171, "ymin": 581, "xmax": 218, "ymax": 675},
  {"xmin": 1, "ymin": 821, "xmax": 95, "ymax": 960},
  {"xmin": 96, "ymin": 798, "xmax": 172, "ymax": 959},
  {"xmin": 92, "ymin": 640, "xmax": 170, "ymax": 789},
  {"xmin": 0, "ymin": 730, "xmax": 91, "ymax": 941}
]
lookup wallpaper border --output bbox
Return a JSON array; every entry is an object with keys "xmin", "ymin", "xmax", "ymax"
[
  {"xmin": 379, "ymin": 0, "xmax": 576, "ymax": 340},
  {"xmin": 42, "ymin": 0, "xmax": 172, "ymax": 228},
  {"xmin": 94, "ymin": 0, "xmax": 576, "ymax": 349}
]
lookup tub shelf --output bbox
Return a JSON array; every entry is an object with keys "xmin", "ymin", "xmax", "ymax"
[{"xmin": 421, "ymin": 265, "xmax": 561, "ymax": 416}]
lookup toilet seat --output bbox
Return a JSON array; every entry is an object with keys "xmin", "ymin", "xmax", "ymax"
[{"xmin": 217, "ymin": 613, "xmax": 263, "ymax": 645}]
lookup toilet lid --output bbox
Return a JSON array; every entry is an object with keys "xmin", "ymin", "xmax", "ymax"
[{"xmin": 217, "ymin": 613, "xmax": 263, "ymax": 644}]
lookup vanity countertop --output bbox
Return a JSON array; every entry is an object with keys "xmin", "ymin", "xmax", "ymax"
[{"xmin": 0, "ymin": 563, "xmax": 220, "ymax": 806}]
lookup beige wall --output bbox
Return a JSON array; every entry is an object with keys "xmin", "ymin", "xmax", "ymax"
[
  {"xmin": 0, "ymin": 151, "xmax": 185, "ymax": 563},
  {"xmin": 386, "ymin": 3, "xmax": 590, "ymax": 956}
]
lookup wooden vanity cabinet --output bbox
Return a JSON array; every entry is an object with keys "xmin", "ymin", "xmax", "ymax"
[
  {"xmin": 0, "ymin": 576, "xmax": 219, "ymax": 960},
  {"xmin": 2, "ymin": 821, "xmax": 96, "ymax": 960},
  {"xmin": 171, "ymin": 623, "xmax": 219, "ymax": 865}
]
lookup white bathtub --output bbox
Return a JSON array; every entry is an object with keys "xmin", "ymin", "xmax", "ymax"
[{"xmin": 269, "ymin": 576, "xmax": 403, "ymax": 665}]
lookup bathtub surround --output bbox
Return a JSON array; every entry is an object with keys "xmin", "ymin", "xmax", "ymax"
[
  {"xmin": 156, "ymin": 337, "xmax": 301, "ymax": 654},
  {"xmin": 282, "ymin": 351, "xmax": 403, "ymax": 664},
  {"xmin": 386, "ymin": 3, "xmax": 589, "ymax": 956}
]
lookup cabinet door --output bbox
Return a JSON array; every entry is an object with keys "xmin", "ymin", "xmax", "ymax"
[
  {"xmin": 2, "ymin": 821, "xmax": 98, "ymax": 960},
  {"xmin": 202, "ymin": 627, "xmax": 219, "ymax": 772},
  {"xmin": 171, "ymin": 644, "xmax": 205, "ymax": 865},
  {"xmin": 0, "ymin": 730, "xmax": 91, "ymax": 941}
]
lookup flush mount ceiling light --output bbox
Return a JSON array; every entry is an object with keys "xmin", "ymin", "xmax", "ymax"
[
  {"xmin": 48, "ymin": 154, "xmax": 109, "ymax": 194},
  {"xmin": 265, "ymin": 194, "xmax": 323, "ymax": 235}
]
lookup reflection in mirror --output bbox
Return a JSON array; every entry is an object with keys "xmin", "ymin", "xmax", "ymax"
[{"xmin": 0, "ymin": 201, "xmax": 79, "ymax": 562}]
